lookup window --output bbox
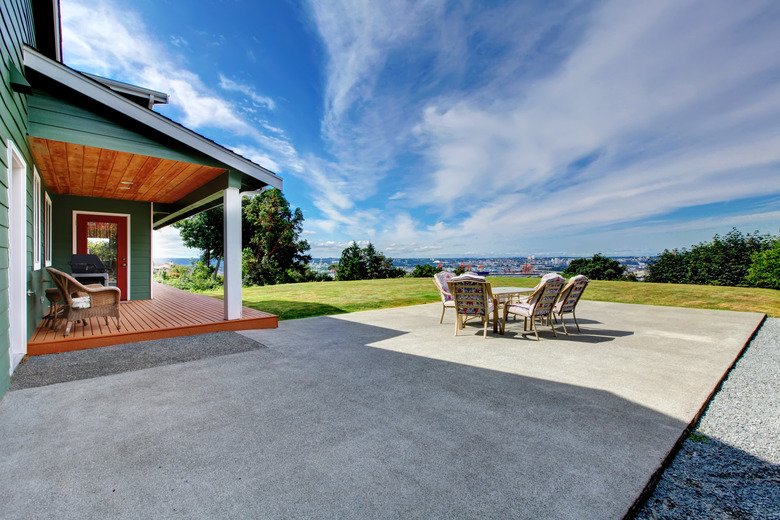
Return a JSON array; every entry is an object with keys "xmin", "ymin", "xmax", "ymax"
[
  {"xmin": 33, "ymin": 168, "xmax": 41, "ymax": 270},
  {"xmin": 44, "ymin": 193, "xmax": 52, "ymax": 267}
]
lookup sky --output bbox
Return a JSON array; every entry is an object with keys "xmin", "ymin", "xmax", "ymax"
[{"xmin": 59, "ymin": 0, "xmax": 780, "ymax": 259}]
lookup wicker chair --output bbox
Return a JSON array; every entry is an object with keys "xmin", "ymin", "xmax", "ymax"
[
  {"xmin": 552, "ymin": 275, "xmax": 589, "ymax": 334},
  {"xmin": 432, "ymin": 271, "xmax": 456, "ymax": 323},
  {"xmin": 47, "ymin": 267, "xmax": 121, "ymax": 336},
  {"xmin": 503, "ymin": 274, "xmax": 565, "ymax": 340},
  {"xmin": 449, "ymin": 274, "xmax": 495, "ymax": 338}
]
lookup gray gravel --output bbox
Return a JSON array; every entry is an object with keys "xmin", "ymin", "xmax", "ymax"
[{"xmin": 634, "ymin": 317, "xmax": 780, "ymax": 520}]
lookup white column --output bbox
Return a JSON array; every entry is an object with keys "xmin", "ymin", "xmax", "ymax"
[{"xmin": 223, "ymin": 187, "xmax": 242, "ymax": 320}]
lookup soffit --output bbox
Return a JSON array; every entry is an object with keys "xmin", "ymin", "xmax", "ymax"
[{"xmin": 30, "ymin": 137, "xmax": 227, "ymax": 204}]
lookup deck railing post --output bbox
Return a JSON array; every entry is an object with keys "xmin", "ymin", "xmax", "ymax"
[{"xmin": 223, "ymin": 187, "xmax": 242, "ymax": 320}]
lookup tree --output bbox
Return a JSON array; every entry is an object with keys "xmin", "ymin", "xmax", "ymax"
[
  {"xmin": 646, "ymin": 249, "xmax": 689, "ymax": 284},
  {"xmin": 747, "ymin": 240, "xmax": 780, "ymax": 289},
  {"xmin": 562, "ymin": 253, "xmax": 626, "ymax": 281},
  {"xmin": 646, "ymin": 228, "xmax": 775, "ymax": 287},
  {"xmin": 411, "ymin": 264, "xmax": 442, "ymax": 278},
  {"xmin": 173, "ymin": 208, "xmax": 225, "ymax": 278},
  {"xmin": 242, "ymin": 188, "xmax": 311, "ymax": 285},
  {"xmin": 173, "ymin": 200, "xmax": 255, "ymax": 279},
  {"xmin": 337, "ymin": 242, "xmax": 368, "ymax": 281},
  {"xmin": 336, "ymin": 242, "xmax": 404, "ymax": 280}
]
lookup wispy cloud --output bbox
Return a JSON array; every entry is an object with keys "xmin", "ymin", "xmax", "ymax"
[
  {"xmin": 303, "ymin": 0, "xmax": 780, "ymax": 255},
  {"xmin": 219, "ymin": 75, "xmax": 275, "ymax": 110},
  {"xmin": 61, "ymin": 0, "xmax": 300, "ymax": 175}
]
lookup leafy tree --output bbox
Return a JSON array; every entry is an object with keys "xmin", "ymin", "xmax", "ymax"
[
  {"xmin": 646, "ymin": 249, "xmax": 689, "ymax": 284},
  {"xmin": 647, "ymin": 228, "xmax": 775, "ymax": 287},
  {"xmin": 411, "ymin": 264, "xmax": 442, "ymax": 278},
  {"xmin": 562, "ymin": 253, "xmax": 626, "ymax": 281},
  {"xmin": 336, "ymin": 242, "xmax": 404, "ymax": 280},
  {"xmin": 243, "ymin": 188, "xmax": 311, "ymax": 286},
  {"xmin": 747, "ymin": 240, "xmax": 780, "ymax": 289},
  {"xmin": 173, "ymin": 201, "xmax": 254, "ymax": 279}
]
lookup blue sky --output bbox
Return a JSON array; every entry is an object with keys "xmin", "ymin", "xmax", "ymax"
[{"xmin": 60, "ymin": 0, "xmax": 780, "ymax": 258}]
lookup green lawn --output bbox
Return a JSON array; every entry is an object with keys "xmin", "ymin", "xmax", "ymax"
[{"xmin": 204, "ymin": 277, "xmax": 780, "ymax": 320}]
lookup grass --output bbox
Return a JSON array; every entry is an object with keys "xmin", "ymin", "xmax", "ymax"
[{"xmin": 203, "ymin": 277, "xmax": 780, "ymax": 320}]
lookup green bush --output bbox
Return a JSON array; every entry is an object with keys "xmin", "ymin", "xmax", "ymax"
[
  {"xmin": 154, "ymin": 260, "xmax": 223, "ymax": 292},
  {"xmin": 562, "ymin": 253, "xmax": 626, "ymax": 281},
  {"xmin": 647, "ymin": 228, "xmax": 776, "ymax": 287},
  {"xmin": 410, "ymin": 264, "xmax": 442, "ymax": 278},
  {"xmin": 747, "ymin": 242, "xmax": 780, "ymax": 289}
]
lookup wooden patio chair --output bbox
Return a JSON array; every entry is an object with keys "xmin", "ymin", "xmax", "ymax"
[
  {"xmin": 449, "ymin": 275, "xmax": 495, "ymax": 338},
  {"xmin": 552, "ymin": 275, "xmax": 589, "ymax": 334},
  {"xmin": 47, "ymin": 267, "xmax": 121, "ymax": 337},
  {"xmin": 503, "ymin": 274, "xmax": 565, "ymax": 340},
  {"xmin": 432, "ymin": 271, "xmax": 456, "ymax": 323}
]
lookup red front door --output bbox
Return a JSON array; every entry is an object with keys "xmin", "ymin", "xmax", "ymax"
[{"xmin": 76, "ymin": 213, "xmax": 128, "ymax": 299}]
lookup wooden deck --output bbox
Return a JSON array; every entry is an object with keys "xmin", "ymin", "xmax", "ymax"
[{"xmin": 28, "ymin": 283, "xmax": 278, "ymax": 356}]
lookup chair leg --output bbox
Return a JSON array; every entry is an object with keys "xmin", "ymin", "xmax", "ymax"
[
  {"xmin": 531, "ymin": 317, "xmax": 540, "ymax": 340},
  {"xmin": 548, "ymin": 314, "xmax": 557, "ymax": 337}
]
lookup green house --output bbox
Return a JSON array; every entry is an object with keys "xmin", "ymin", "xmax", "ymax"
[{"xmin": 1, "ymin": 0, "xmax": 282, "ymax": 400}]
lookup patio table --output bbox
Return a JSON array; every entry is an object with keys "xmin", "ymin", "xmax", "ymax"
[{"xmin": 491, "ymin": 286, "xmax": 535, "ymax": 334}]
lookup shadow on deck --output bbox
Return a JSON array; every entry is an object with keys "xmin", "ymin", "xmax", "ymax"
[{"xmin": 27, "ymin": 282, "xmax": 278, "ymax": 356}]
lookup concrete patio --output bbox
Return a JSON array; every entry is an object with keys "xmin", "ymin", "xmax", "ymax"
[{"xmin": 0, "ymin": 300, "xmax": 764, "ymax": 519}]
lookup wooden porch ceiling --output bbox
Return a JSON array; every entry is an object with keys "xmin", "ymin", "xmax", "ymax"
[{"xmin": 29, "ymin": 136, "xmax": 227, "ymax": 203}]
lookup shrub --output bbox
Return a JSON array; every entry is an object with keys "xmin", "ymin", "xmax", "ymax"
[
  {"xmin": 747, "ymin": 242, "xmax": 780, "ymax": 289},
  {"xmin": 562, "ymin": 253, "xmax": 626, "ymax": 281},
  {"xmin": 411, "ymin": 264, "xmax": 442, "ymax": 278}
]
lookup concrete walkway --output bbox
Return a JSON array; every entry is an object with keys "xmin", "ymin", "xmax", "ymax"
[{"xmin": 0, "ymin": 301, "xmax": 764, "ymax": 519}]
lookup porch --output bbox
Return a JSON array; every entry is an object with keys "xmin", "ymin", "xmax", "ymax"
[{"xmin": 27, "ymin": 283, "xmax": 277, "ymax": 356}]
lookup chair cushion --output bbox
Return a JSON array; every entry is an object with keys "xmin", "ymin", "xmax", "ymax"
[{"xmin": 71, "ymin": 296, "xmax": 91, "ymax": 309}]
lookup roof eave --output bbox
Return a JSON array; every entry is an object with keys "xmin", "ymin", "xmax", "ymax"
[{"xmin": 23, "ymin": 45, "xmax": 283, "ymax": 190}]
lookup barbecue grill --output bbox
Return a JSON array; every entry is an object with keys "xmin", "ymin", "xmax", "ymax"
[{"xmin": 69, "ymin": 254, "xmax": 112, "ymax": 286}]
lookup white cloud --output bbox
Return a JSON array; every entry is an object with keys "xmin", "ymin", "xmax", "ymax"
[
  {"xmin": 219, "ymin": 75, "xmax": 276, "ymax": 110},
  {"xmin": 61, "ymin": 0, "xmax": 301, "ymax": 176}
]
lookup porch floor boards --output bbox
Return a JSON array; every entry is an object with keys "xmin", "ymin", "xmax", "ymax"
[{"xmin": 28, "ymin": 283, "xmax": 278, "ymax": 356}]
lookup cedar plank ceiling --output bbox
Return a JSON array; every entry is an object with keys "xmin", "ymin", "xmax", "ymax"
[{"xmin": 29, "ymin": 137, "xmax": 227, "ymax": 204}]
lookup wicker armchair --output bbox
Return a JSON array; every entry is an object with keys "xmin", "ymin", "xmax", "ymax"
[
  {"xmin": 449, "ymin": 274, "xmax": 495, "ymax": 338},
  {"xmin": 47, "ymin": 267, "xmax": 121, "ymax": 336},
  {"xmin": 503, "ymin": 274, "xmax": 565, "ymax": 340},
  {"xmin": 552, "ymin": 275, "xmax": 589, "ymax": 334},
  {"xmin": 432, "ymin": 271, "xmax": 456, "ymax": 323}
]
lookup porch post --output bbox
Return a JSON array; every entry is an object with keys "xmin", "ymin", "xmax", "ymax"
[{"xmin": 223, "ymin": 187, "xmax": 242, "ymax": 320}]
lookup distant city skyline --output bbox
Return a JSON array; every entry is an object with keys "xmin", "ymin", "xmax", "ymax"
[{"xmin": 62, "ymin": 0, "xmax": 780, "ymax": 258}]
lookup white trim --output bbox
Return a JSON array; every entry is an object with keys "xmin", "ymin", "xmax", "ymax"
[
  {"xmin": 33, "ymin": 168, "xmax": 41, "ymax": 270},
  {"xmin": 23, "ymin": 46, "xmax": 282, "ymax": 190},
  {"xmin": 72, "ymin": 210, "xmax": 132, "ymax": 301},
  {"xmin": 7, "ymin": 140, "xmax": 28, "ymax": 373},
  {"xmin": 223, "ymin": 187, "xmax": 242, "ymax": 320},
  {"xmin": 44, "ymin": 193, "xmax": 52, "ymax": 266}
]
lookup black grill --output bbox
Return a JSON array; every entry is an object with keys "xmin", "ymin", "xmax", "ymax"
[{"xmin": 69, "ymin": 254, "xmax": 113, "ymax": 274}]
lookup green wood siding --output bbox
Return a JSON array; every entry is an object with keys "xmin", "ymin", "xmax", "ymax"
[
  {"xmin": 50, "ymin": 194, "xmax": 152, "ymax": 301},
  {"xmin": 0, "ymin": 0, "xmax": 36, "ymax": 399},
  {"xmin": 28, "ymin": 89, "xmax": 226, "ymax": 168}
]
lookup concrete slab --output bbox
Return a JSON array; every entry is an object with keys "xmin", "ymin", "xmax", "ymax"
[{"xmin": 0, "ymin": 301, "xmax": 764, "ymax": 519}]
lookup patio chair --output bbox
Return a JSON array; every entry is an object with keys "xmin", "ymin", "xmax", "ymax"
[
  {"xmin": 449, "ymin": 274, "xmax": 495, "ymax": 338},
  {"xmin": 432, "ymin": 271, "xmax": 456, "ymax": 323},
  {"xmin": 503, "ymin": 274, "xmax": 565, "ymax": 340},
  {"xmin": 47, "ymin": 267, "xmax": 121, "ymax": 337},
  {"xmin": 552, "ymin": 275, "xmax": 589, "ymax": 334}
]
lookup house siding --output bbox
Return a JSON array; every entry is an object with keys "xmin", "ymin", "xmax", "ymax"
[
  {"xmin": 0, "ymin": 0, "xmax": 36, "ymax": 399},
  {"xmin": 28, "ymin": 89, "xmax": 225, "ymax": 167},
  {"xmin": 50, "ymin": 194, "xmax": 152, "ymax": 301}
]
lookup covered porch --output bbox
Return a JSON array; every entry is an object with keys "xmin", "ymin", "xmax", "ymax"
[
  {"xmin": 21, "ymin": 45, "xmax": 283, "ymax": 352},
  {"xmin": 27, "ymin": 283, "xmax": 277, "ymax": 356}
]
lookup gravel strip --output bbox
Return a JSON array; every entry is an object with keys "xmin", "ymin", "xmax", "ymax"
[{"xmin": 634, "ymin": 317, "xmax": 780, "ymax": 520}]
